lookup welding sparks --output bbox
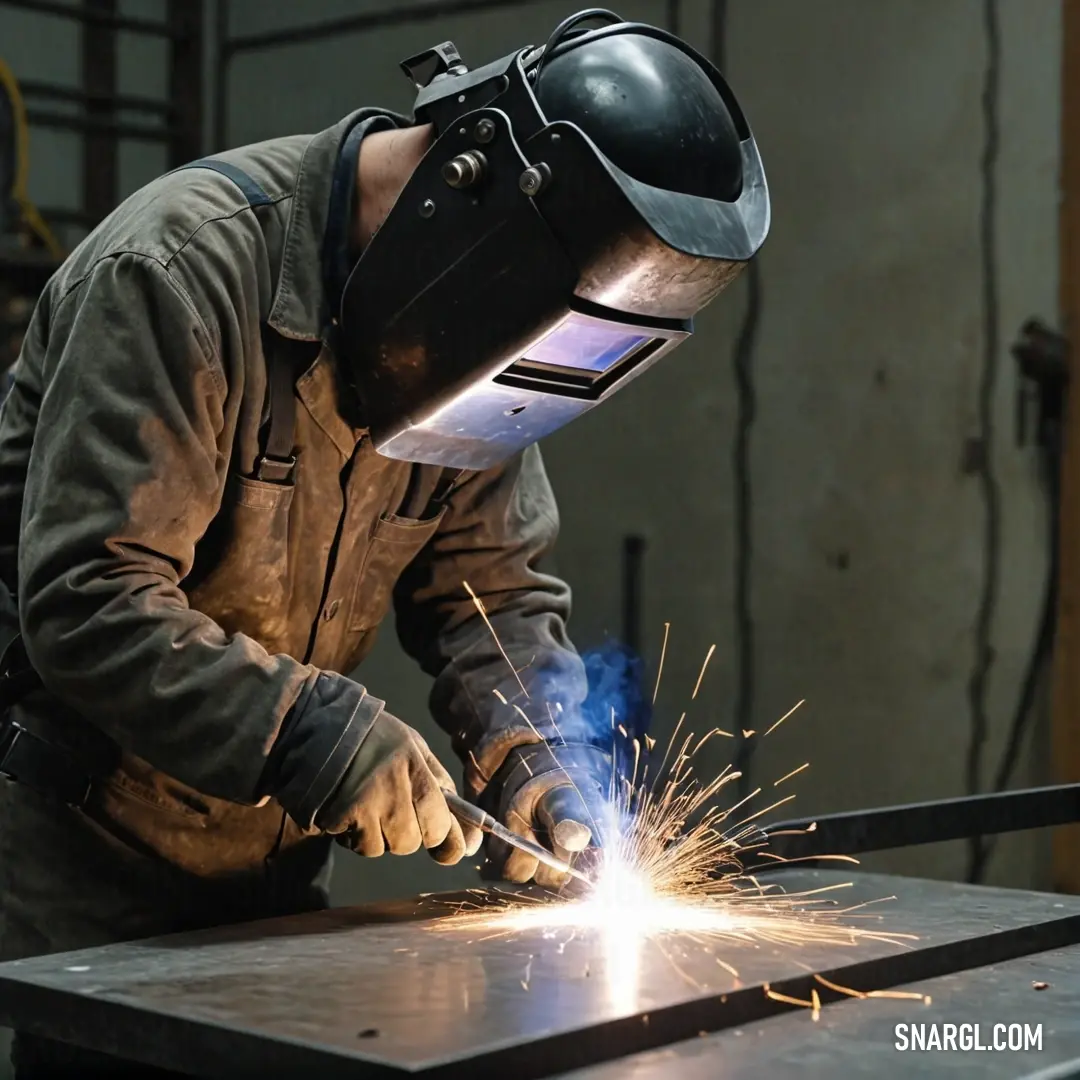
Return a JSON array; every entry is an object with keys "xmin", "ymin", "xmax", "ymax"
[
  {"xmin": 455, "ymin": 743, "xmax": 906, "ymax": 958},
  {"xmin": 442, "ymin": 594, "xmax": 920, "ymax": 1019}
]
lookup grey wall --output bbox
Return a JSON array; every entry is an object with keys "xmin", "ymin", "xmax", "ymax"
[{"xmin": 0, "ymin": 4, "xmax": 1064, "ymax": 1066}]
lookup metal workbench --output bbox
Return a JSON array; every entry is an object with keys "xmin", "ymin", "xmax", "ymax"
[
  {"xmin": 565, "ymin": 947, "xmax": 1080, "ymax": 1080},
  {"xmin": 0, "ymin": 870, "xmax": 1078, "ymax": 1078}
]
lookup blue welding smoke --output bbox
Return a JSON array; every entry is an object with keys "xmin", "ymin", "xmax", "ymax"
[{"xmin": 578, "ymin": 639, "xmax": 652, "ymax": 780}]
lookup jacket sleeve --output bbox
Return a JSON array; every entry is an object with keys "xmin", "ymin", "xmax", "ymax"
[
  {"xmin": 17, "ymin": 253, "xmax": 377, "ymax": 821},
  {"xmin": 392, "ymin": 445, "xmax": 591, "ymax": 800}
]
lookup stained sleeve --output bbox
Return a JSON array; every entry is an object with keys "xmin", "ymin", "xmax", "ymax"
[
  {"xmin": 392, "ymin": 445, "xmax": 591, "ymax": 799},
  {"xmin": 17, "ymin": 253, "xmax": 378, "ymax": 821}
]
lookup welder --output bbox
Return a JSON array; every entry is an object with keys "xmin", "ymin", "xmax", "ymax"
[{"xmin": 0, "ymin": 9, "xmax": 767, "ymax": 1076}]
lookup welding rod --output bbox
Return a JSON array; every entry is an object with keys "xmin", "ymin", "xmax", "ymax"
[{"xmin": 443, "ymin": 790, "xmax": 592, "ymax": 886}]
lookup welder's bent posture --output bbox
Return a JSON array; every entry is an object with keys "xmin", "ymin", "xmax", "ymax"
[{"xmin": 0, "ymin": 11, "xmax": 767, "ymax": 1076}]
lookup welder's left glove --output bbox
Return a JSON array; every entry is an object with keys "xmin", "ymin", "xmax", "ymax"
[{"xmin": 483, "ymin": 742, "xmax": 612, "ymax": 888}]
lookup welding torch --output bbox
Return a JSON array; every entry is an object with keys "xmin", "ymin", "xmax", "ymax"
[{"xmin": 443, "ymin": 790, "xmax": 593, "ymax": 887}]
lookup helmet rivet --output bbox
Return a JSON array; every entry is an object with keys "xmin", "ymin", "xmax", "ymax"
[
  {"xmin": 419, "ymin": 199, "xmax": 436, "ymax": 218},
  {"xmin": 518, "ymin": 163, "xmax": 551, "ymax": 197},
  {"xmin": 442, "ymin": 151, "xmax": 488, "ymax": 189}
]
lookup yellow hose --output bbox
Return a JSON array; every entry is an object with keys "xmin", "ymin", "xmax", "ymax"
[{"xmin": 0, "ymin": 57, "xmax": 63, "ymax": 260}]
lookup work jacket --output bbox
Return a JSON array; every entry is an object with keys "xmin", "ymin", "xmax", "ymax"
[{"xmin": 0, "ymin": 108, "xmax": 587, "ymax": 874}]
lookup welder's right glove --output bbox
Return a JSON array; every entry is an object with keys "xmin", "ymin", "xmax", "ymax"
[
  {"xmin": 482, "ymin": 742, "xmax": 613, "ymax": 888},
  {"xmin": 316, "ymin": 711, "xmax": 483, "ymax": 865}
]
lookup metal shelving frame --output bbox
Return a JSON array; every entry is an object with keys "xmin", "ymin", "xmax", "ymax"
[{"xmin": 0, "ymin": 0, "xmax": 203, "ymax": 235}]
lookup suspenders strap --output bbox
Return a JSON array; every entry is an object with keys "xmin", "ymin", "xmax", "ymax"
[
  {"xmin": 179, "ymin": 158, "xmax": 274, "ymax": 207},
  {"xmin": 431, "ymin": 469, "xmax": 466, "ymax": 508},
  {"xmin": 177, "ymin": 158, "xmax": 297, "ymax": 484},
  {"xmin": 256, "ymin": 327, "xmax": 299, "ymax": 484}
]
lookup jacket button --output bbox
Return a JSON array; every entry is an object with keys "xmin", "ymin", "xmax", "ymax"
[{"xmin": 323, "ymin": 599, "xmax": 341, "ymax": 621}]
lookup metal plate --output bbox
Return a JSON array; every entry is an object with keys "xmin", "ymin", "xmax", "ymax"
[
  {"xmin": 561, "ymin": 946, "xmax": 1080, "ymax": 1080},
  {"xmin": 0, "ymin": 871, "xmax": 1079, "ymax": 1078}
]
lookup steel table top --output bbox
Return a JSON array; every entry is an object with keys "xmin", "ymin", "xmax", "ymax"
[
  {"xmin": 0, "ymin": 871, "xmax": 1077, "ymax": 1078},
  {"xmin": 562, "ymin": 945, "xmax": 1080, "ymax": 1080}
]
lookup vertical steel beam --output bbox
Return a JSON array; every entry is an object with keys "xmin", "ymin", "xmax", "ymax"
[
  {"xmin": 81, "ymin": 0, "xmax": 118, "ymax": 225},
  {"xmin": 213, "ymin": 0, "xmax": 230, "ymax": 151},
  {"xmin": 167, "ymin": 0, "xmax": 204, "ymax": 167}
]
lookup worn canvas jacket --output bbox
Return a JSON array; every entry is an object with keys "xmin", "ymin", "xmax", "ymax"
[{"xmin": 0, "ymin": 108, "xmax": 587, "ymax": 879}]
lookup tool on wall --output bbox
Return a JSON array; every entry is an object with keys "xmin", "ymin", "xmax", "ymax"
[
  {"xmin": 968, "ymin": 319, "xmax": 1069, "ymax": 883},
  {"xmin": 1015, "ymin": 319, "xmax": 1070, "ymax": 454}
]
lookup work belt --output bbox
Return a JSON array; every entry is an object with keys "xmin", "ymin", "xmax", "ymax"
[
  {"xmin": 0, "ymin": 716, "xmax": 98, "ymax": 807},
  {"xmin": 0, "ymin": 634, "xmax": 113, "ymax": 808}
]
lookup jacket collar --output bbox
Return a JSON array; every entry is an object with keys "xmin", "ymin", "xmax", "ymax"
[{"xmin": 266, "ymin": 107, "xmax": 410, "ymax": 343}]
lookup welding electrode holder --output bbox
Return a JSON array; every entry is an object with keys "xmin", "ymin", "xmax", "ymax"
[{"xmin": 443, "ymin": 789, "xmax": 591, "ymax": 885}]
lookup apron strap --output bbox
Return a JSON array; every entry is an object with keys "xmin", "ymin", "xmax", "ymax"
[{"xmin": 176, "ymin": 159, "xmax": 297, "ymax": 484}]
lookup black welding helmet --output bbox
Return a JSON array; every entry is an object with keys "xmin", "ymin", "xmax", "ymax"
[{"xmin": 340, "ymin": 9, "xmax": 769, "ymax": 469}]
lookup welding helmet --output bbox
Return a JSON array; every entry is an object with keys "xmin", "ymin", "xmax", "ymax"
[{"xmin": 341, "ymin": 9, "xmax": 769, "ymax": 469}]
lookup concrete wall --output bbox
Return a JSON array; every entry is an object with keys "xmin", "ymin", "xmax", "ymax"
[
  {"xmin": 0, "ymin": 2, "xmax": 1064, "ymax": 1065},
  {"xmin": 709, "ymin": 0, "xmax": 1059, "ymax": 889}
]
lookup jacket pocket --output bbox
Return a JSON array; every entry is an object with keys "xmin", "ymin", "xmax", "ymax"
[
  {"xmin": 232, "ymin": 474, "xmax": 296, "ymax": 513},
  {"xmin": 102, "ymin": 754, "xmax": 212, "ymax": 821},
  {"xmin": 184, "ymin": 474, "xmax": 296, "ymax": 648},
  {"xmin": 347, "ymin": 508, "xmax": 446, "ymax": 632}
]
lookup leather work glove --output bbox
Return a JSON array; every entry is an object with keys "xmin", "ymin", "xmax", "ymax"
[
  {"xmin": 316, "ymin": 711, "xmax": 483, "ymax": 865},
  {"xmin": 484, "ymin": 743, "xmax": 612, "ymax": 888}
]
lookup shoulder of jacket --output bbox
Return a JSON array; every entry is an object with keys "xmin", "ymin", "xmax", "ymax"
[{"xmin": 48, "ymin": 132, "xmax": 314, "ymax": 296}]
